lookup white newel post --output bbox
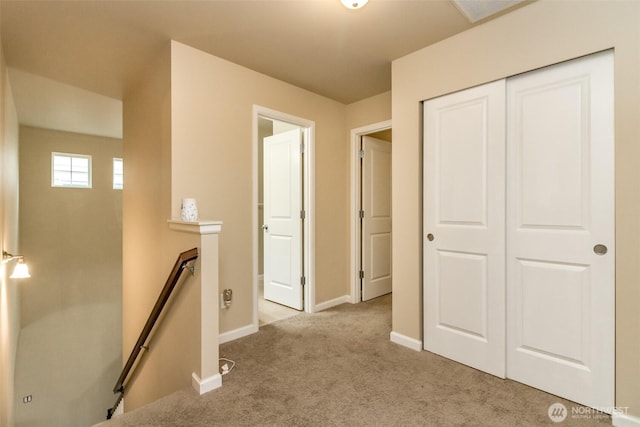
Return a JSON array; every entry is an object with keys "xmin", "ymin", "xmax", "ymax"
[{"xmin": 168, "ymin": 220, "xmax": 223, "ymax": 395}]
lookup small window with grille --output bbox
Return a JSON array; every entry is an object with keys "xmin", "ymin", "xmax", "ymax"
[
  {"xmin": 113, "ymin": 157, "xmax": 123, "ymax": 190},
  {"xmin": 51, "ymin": 152, "xmax": 92, "ymax": 188}
]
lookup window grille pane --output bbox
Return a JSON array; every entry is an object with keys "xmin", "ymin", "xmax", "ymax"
[
  {"xmin": 54, "ymin": 156, "xmax": 71, "ymax": 171},
  {"xmin": 54, "ymin": 171, "xmax": 72, "ymax": 186},
  {"xmin": 72, "ymin": 157, "xmax": 89, "ymax": 173},
  {"xmin": 113, "ymin": 177, "xmax": 123, "ymax": 190},
  {"xmin": 72, "ymin": 172, "xmax": 89, "ymax": 186}
]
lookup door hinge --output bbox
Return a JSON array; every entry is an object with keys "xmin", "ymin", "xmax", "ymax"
[
  {"xmin": 359, "ymin": 210, "xmax": 364, "ymax": 219},
  {"xmin": 301, "ymin": 143, "xmax": 306, "ymax": 153},
  {"xmin": 300, "ymin": 209, "xmax": 306, "ymax": 220},
  {"xmin": 301, "ymin": 276, "xmax": 306, "ymax": 286},
  {"xmin": 359, "ymin": 149, "xmax": 364, "ymax": 159},
  {"xmin": 359, "ymin": 270, "xmax": 364, "ymax": 280}
]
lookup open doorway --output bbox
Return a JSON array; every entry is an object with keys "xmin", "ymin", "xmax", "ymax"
[
  {"xmin": 350, "ymin": 121, "xmax": 392, "ymax": 303},
  {"xmin": 253, "ymin": 106, "xmax": 315, "ymax": 328}
]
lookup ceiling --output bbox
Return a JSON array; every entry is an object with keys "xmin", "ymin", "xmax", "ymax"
[{"xmin": 0, "ymin": 0, "xmax": 531, "ymax": 105}]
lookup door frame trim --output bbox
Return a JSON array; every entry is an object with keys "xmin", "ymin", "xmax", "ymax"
[
  {"xmin": 252, "ymin": 105, "xmax": 316, "ymax": 328},
  {"xmin": 349, "ymin": 120, "xmax": 392, "ymax": 303}
]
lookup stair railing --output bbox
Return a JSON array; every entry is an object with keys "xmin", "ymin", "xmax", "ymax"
[{"xmin": 107, "ymin": 247, "xmax": 199, "ymax": 419}]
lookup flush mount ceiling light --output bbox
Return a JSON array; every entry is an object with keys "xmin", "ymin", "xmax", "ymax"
[
  {"xmin": 2, "ymin": 251, "xmax": 31, "ymax": 279},
  {"xmin": 452, "ymin": 0, "xmax": 525, "ymax": 23},
  {"xmin": 341, "ymin": 0, "xmax": 368, "ymax": 10}
]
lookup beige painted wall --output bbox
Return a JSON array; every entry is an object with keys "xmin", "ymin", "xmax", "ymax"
[
  {"xmin": 345, "ymin": 91, "xmax": 391, "ymax": 131},
  {"xmin": 16, "ymin": 126, "xmax": 122, "ymax": 427},
  {"xmin": 122, "ymin": 45, "xmax": 177, "ymax": 411},
  {"xmin": 123, "ymin": 45, "xmax": 219, "ymax": 412},
  {"xmin": 0, "ymin": 45, "xmax": 21, "ymax": 427},
  {"xmin": 170, "ymin": 41, "xmax": 350, "ymax": 332},
  {"xmin": 367, "ymin": 129, "xmax": 392, "ymax": 143},
  {"xmin": 392, "ymin": 0, "xmax": 640, "ymax": 416}
]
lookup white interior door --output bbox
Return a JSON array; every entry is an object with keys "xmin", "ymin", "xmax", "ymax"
[
  {"xmin": 361, "ymin": 136, "xmax": 392, "ymax": 301},
  {"xmin": 506, "ymin": 51, "xmax": 614, "ymax": 410},
  {"xmin": 263, "ymin": 128, "xmax": 303, "ymax": 310},
  {"xmin": 423, "ymin": 80, "xmax": 506, "ymax": 378}
]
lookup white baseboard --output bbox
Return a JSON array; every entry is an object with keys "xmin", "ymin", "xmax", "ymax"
[
  {"xmin": 314, "ymin": 295, "xmax": 350, "ymax": 312},
  {"xmin": 219, "ymin": 323, "xmax": 258, "ymax": 344},
  {"xmin": 390, "ymin": 331, "xmax": 422, "ymax": 351},
  {"xmin": 613, "ymin": 411, "xmax": 640, "ymax": 427},
  {"xmin": 191, "ymin": 372, "xmax": 222, "ymax": 395}
]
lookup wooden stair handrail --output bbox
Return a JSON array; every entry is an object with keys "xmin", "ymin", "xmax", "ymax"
[{"xmin": 107, "ymin": 247, "xmax": 198, "ymax": 419}]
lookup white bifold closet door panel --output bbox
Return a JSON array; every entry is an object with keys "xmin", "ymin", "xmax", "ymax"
[
  {"xmin": 506, "ymin": 51, "xmax": 614, "ymax": 410},
  {"xmin": 423, "ymin": 80, "xmax": 506, "ymax": 378}
]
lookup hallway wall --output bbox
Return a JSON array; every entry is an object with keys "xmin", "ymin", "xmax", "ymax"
[
  {"xmin": 0, "ymin": 43, "xmax": 20, "ymax": 427},
  {"xmin": 16, "ymin": 126, "xmax": 122, "ymax": 427},
  {"xmin": 170, "ymin": 41, "xmax": 349, "ymax": 332},
  {"xmin": 121, "ymin": 41, "xmax": 393, "ymax": 412}
]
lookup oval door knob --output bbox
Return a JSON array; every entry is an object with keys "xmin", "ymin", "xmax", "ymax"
[
  {"xmin": 593, "ymin": 244, "xmax": 607, "ymax": 255},
  {"xmin": 262, "ymin": 224, "xmax": 269, "ymax": 231},
  {"xmin": 427, "ymin": 233, "xmax": 434, "ymax": 242}
]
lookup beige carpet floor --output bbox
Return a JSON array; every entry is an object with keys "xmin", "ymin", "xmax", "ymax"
[{"xmin": 97, "ymin": 295, "xmax": 610, "ymax": 426}]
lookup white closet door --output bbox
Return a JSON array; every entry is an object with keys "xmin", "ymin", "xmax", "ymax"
[
  {"xmin": 506, "ymin": 51, "xmax": 614, "ymax": 410},
  {"xmin": 423, "ymin": 80, "xmax": 506, "ymax": 378}
]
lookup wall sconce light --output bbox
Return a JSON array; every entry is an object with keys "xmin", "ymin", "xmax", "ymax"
[
  {"xmin": 2, "ymin": 251, "xmax": 31, "ymax": 279},
  {"xmin": 340, "ymin": 0, "xmax": 368, "ymax": 10}
]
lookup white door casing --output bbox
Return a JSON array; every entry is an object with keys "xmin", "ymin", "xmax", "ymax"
[
  {"xmin": 263, "ymin": 128, "xmax": 303, "ymax": 310},
  {"xmin": 423, "ymin": 80, "xmax": 507, "ymax": 378},
  {"xmin": 361, "ymin": 136, "xmax": 392, "ymax": 301},
  {"xmin": 506, "ymin": 51, "xmax": 614, "ymax": 410}
]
